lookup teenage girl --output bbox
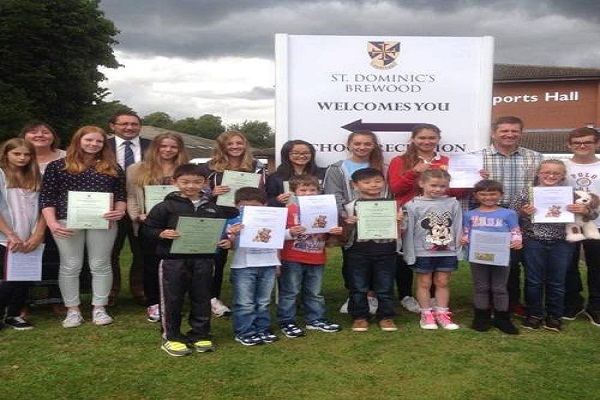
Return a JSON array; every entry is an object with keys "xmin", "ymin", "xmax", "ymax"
[
  {"xmin": 127, "ymin": 132, "xmax": 190, "ymax": 323},
  {"xmin": 403, "ymin": 169, "xmax": 462, "ymax": 330},
  {"xmin": 40, "ymin": 126, "xmax": 127, "ymax": 328},
  {"xmin": 0, "ymin": 139, "xmax": 46, "ymax": 330}
]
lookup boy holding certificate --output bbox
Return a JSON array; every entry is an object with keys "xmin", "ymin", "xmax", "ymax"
[
  {"xmin": 277, "ymin": 175, "xmax": 343, "ymax": 338},
  {"xmin": 460, "ymin": 180, "xmax": 522, "ymax": 334},
  {"xmin": 343, "ymin": 168, "xmax": 400, "ymax": 332},
  {"xmin": 144, "ymin": 164, "xmax": 232, "ymax": 357}
]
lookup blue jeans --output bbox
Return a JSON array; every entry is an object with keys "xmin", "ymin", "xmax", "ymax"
[
  {"xmin": 523, "ymin": 238, "xmax": 574, "ymax": 318},
  {"xmin": 230, "ymin": 267, "xmax": 276, "ymax": 337},
  {"xmin": 277, "ymin": 262, "xmax": 325, "ymax": 324},
  {"xmin": 346, "ymin": 250, "xmax": 396, "ymax": 320}
]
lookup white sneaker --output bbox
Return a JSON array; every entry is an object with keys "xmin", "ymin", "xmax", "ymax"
[
  {"xmin": 368, "ymin": 296, "xmax": 378, "ymax": 315},
  {"xmin": 62, "ymin": 310, "xmax": 84, "ymax": 328},
  {"xmin": 401, "ymin": 296, "xmax": 421, "ymax": 313},
  {"xmin": 92, "ymin": 308, "xmax": 114, "ymax": 326},
  {"xmin": 211, "ymin": 297, "xmax": 231, "ymax": 317},
  {"xmin": 147, "ymin": 304, "xmax": 160, "ymax": 322},
  {"xmin": 339, "ymin": 298, "xmax": 349, "ymax": 314}
]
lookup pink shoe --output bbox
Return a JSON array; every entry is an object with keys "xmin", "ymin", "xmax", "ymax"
[
  {"xmin": 420, "ymin": 312, "xmax": 438, "ymax": 330},
  {"xmin": 435, "ymin": 310, "xmax": 460, "ymax": 330}
]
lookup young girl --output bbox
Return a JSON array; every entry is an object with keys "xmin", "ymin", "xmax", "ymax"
[
  {"xmin": 0, "ymin": 139, "xmax": 46, "ymax": 330},
  {"xmin": 460, "ymin": 180, "xmax": 522, "ymax": 334},
  {"xmin": 322, "ymin": 131, "xmax": 386, "ymax": 314},
  {"xmin": 403, "ymin": 170, "xmax": 462, "ymax": 330},
  {"xmin": 511, "ymin": 159, "xmax": 586, "ymax": 332},
  {"xmin": 40, "ymin": 126, "xmax": 126, "ymax": 328},
  {"xmin": 126, "ymin": 132, "xmax": 190, "ymax": 322},
  {"xmin": 197, "ymin": 131, "xmax": 267, "ymax": 317},
  {"xmin": 265, "ymin": 139, "xmax": 325, "ymax": 207}
]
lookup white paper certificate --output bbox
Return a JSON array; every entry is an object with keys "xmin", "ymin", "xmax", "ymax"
[
  {"xmin": 448, "ymin": 153, "xmax": 484, "ymax": 188},
  {"xmin": 238, "ymin": 206, "xmax": 287, "ymax": 249},
  {"xmin": 144, "ymin": 185, "xmax": 177, "ymax": 213},
  {"xmin": 532, "ymin": 186, "xmax": 574, "ymax": 223},
  {"xmin": 356, "ymin": 200, "xmax": 398, "ymax": 240},
  {"xmin": 216, "ymin": 170, "xmax": 261, "ymax": 207},
  {"xmin": 66, "ymin": 191, "xmax": 111, "ymax": 229},
  {"xmin": 4, "ymin": 244, "xmax": 45, "ymax": 281},
  {"xmin": 468, "ymin": 231, "xmax": 510, "ymax": 266},
  {"xmin": 297, "ymin": 194, "xmax": 338, "ymax": 234}
]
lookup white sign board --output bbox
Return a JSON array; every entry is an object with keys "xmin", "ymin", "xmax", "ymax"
[{"xmin": 275, "ymin": 35, "xmax": 494, "ymax": 167}]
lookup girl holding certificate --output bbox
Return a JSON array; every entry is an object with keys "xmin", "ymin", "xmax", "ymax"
[
  {"xmin": 126, "ymin": 132, "xmax": 189, "ymax": 322},
  {"xmin": 265, "ymin": 140, "xmax": 325, "ymax": 206},
  {"xmin": 197, "ymin": 131, "xmax": 267, "ymax": 317},
  {"xmin": 40, "ymin": 126, "xmax": 126, "ymax": 328},
  {"xmin": 323, "ymin": 131, "xmax": 386, "ymax": 314},
  {"xmin": 20, "ymin": 122, "xmax": 67, "ymax": 311},
  {"xmin": 0, "ymin": 139, "xmax": 46, "ymax": 330},
  {"xmin": 511, "ymin": 160, "xmax": 587, "ymax": 332}
]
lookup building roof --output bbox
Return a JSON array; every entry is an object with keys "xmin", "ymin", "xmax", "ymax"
[
  {"xmin": 519, "ymin": 129, "xmax": 571, "ymax": 154},
  {"xmin": 494, "ymin": 64, "xmax": 600, "ymax": 82}
]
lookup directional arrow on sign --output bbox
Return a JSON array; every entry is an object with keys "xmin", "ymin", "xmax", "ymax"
[{"xmin": 341, "ymin": 119, "xmax": 425, "ymax": 133}]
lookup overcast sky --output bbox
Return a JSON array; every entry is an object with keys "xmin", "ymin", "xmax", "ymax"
[{"xmin": 98, "ymin": 0, "xmax": 600, "ymax": 126}]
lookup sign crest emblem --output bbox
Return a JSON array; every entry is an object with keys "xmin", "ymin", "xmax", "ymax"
[{"xmin": 367, "ymin": 41, "xmax": 400, "ymax": 69}]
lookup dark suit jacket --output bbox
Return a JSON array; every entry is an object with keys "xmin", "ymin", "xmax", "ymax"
[{"xmin": 108, "ymin": 136, "xmax": 152, "ymax": 163}]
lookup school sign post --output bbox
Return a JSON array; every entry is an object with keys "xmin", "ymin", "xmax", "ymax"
[{"xmin": 275, "ymin": 35, "xmax": 494, "ymax": 166}]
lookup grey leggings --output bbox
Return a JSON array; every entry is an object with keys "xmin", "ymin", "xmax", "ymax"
[
  {"xmin": 470, "ymin": 263, "xmax": 510, "ymax": 311},
  {"xmin": 54, "ymin": 222, "xmax": 117, "ymax": 307}
]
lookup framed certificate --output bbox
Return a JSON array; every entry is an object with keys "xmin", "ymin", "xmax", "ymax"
[
  {"xmin": 297, "ymin": 194, "xmax": 338, "ymax": 234},
  {"xmin": 170, "ymin": 217, "xmax": 226, "ymax": 254},
  {"xmin": 66, "ymin": 191, "xmax": 111, "ymax": 229},
  {"xmin": 468, "ymin": 230, "xmax": 511, "ymax": 266},
  {"xmin": 144, "ymin": 185, "xmax": 177, "ymax": 213},
  {"xmin": 216, "ymin": 170, "xmax": 261, "ymax": 207},
  {"xmin": 532, "ymin": 186, "xmax": 574, "ymax": 223},
  {"xmin": 238, "ymin": 206, "xmax": 287, "ymax": 249},
  {"xmin": 356, "ymin": 200, "xmax": 398, "ymax": 240}
]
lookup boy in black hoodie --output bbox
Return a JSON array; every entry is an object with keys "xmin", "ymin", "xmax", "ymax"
[{"xmin": 145, "ymin": 163, "xmax": 233, "ymax": 356}]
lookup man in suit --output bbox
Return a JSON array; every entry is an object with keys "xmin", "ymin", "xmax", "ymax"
[{"xmin": 108, "ymin": 111, "xmax": 151, "ymax": 305}]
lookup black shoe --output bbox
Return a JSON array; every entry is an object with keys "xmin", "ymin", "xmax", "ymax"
[
  {"xmin": 522, "ymin": 316, "xmax": 542, "ymax": 330},
  {"xmin": 471, "ymin": 308, "xmax": 491, "ymax": 332},
  {"xmin": 543, "ymin": 315, "xmax": 562, "ymax": 332},
  {"xmin": 493, "ymin": 311, "xmax": 519, "ymax": 335},
  {"xmin": 562, "ymin": 306, "xmax": 584, "ymax": 321},
  {"xmin": 584, "ymin": 308, "xmax": 600, "ymax": 327},
  {"xmin": 4, "ymin": 316, "xmax": 33, "ymax": 330}
]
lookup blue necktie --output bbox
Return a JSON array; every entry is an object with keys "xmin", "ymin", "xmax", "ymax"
[{"xmin": 124, "ymin": 140, "xmax": 134, "ymax": 169}]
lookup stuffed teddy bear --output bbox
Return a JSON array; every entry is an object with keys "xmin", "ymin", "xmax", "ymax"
[{"xmin": 565, "ymin": 190, "xmax": 600, "ymax": 242}]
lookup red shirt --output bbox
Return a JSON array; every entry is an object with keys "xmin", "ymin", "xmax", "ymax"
[{"xmin": 281, "ymin": 203, "xmax": 327, "ymax": 265}]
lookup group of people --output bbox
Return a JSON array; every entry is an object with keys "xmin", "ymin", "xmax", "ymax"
[{"xmin": 0, "ymin": 113, "xmax": 599, "ymax": 358}]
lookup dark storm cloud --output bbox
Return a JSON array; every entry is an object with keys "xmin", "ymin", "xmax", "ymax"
[{"xmin": 98, "ymin": 0, "xmax": 600, "ymax": 65}]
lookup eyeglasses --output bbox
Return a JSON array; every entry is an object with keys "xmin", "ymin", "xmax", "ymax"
[
  {"xmin": 290, "ymin": 152, "xmax": 311, "ymax": 157},
  {"xmin": 570, "ymin": 141, "xmax": 596, "ymax": 147},
  {"xmin": 539, "ymin": 172, "xmax": 564, "ymax": 177},
  {"xmin": 113, "ymin": 122, "xmax": 140, "ymax": 127}
]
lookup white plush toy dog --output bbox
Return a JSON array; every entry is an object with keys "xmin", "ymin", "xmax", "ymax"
[{"xmin": 565, "ymin": 190, "xmax": 600, "ymax": 242}]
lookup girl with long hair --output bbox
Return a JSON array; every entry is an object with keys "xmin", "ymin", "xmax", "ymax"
[{"xmin": 40, "ymin": 126, "xmax": 127, "ymax": 328}]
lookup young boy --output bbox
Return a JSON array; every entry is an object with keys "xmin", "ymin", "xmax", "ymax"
[
  {"xmin": 460, "ymin": 180, "xmax": 522, "ymax": 334},
  {"xmin": 343, "ymin": 168, "xmax": 399, "ymax": 332},
  {"xmin": 277, "ymin": 175, "xmax": 343, "ymax": 338},
  {"xmin": 227, "ymin": 187, "xmax": 280, "ymax": 346},
  {"xmin": 144, "ymin": 163, "xmax": 233, "ymax": 357}
]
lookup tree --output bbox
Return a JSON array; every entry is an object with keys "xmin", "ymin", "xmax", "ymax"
[
  {"xmin": 143, "ymin": 112, "xmax": 174, "ymax": 129},
  {"xmin": 0, "ymin": 0, "xmax": 119, "ymax": 137},
  {"xmin": 228, "ymin": 120, "xmax": 275, "ymax": 148},
  {"xmin": 173, "ymin": 114, "xmax": 225, "ymax": 140}
]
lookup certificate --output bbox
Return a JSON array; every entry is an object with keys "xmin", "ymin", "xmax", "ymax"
[
  {"xmin": 170, "ymin": 216, "xmax": 226, "ymax": 254},
  {"xmin": 356, "ymin": 200, "xmax": 398, "ymax": 240},
  {"xmin": 448, "ymin": 153, "xmax": 483, "ymax": 188},
  {"xmin": 216, "ymin": 170, "xmax": 261, "ymax": 207},
  {"xmin": 4, "ymin": 244, "xmax": 45, "ymax": 281},
  {"xmin": 144, "ymin": 185, "xmax": 177, "ymax": 213},
  {"xmin": 66, "ymin": 191, "xmax": 111, "ymax": 229},
  {"xmin": 297, "ymin": 194, "xmax": 338, "ymax": 234},
  {"xmin": 468, "ymin": 231, "xmax": 510, "ymax": 266},
  {"xmin": 532, "ymin": 186, "xmax": 574, "ymax": 223},
  {"xmin": 238, "ymin": 206, "xmax": 287, "ymax": 249}
]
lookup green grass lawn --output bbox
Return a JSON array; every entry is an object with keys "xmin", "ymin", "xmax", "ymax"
[{"xmin": 1, "ymin": 248, "xmax": 599, "ymax": 400}]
